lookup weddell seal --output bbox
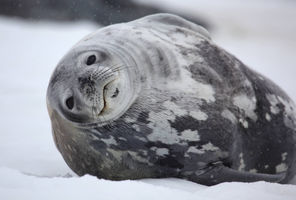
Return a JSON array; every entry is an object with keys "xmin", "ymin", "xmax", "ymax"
[{"xmin": 46, "ymin": 13, "xmax": 296, "ymax": 185}]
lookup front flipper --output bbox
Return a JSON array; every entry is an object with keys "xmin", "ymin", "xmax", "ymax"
[{"xmin": 191, "ymin": 161, "xmax": 286, "ymax": 186}]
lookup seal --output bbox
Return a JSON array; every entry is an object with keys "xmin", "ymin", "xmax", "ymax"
[{"xmin": 46, "ymin": 13, "xmax": 296, "ymax": 185}]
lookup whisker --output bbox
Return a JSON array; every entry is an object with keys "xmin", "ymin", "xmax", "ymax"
[
  {"xmin": 97, "ymin": 67, "xmax": 113, "ymax": 78},
  {"xmin": 112, "ymin": 65, "xmax": 133, "ymax": 71},
  {"xmin": 92, "ymin": 92, "xmax": 96, "ymax": 119},
  {"xmin": 91, "ymin": 64, "xmax": 135, "ymax": 81}
]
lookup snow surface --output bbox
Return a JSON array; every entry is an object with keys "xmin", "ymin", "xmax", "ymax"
[
  {"xmin": 1, "ymin": 0, "xmax": 296, "ymax": 199},
  {"xmin": 1, "ymin": 167, "xmax": 296, "ymax": 200}
]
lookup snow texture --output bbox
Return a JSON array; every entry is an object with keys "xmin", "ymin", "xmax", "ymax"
[
  {"xmin": 1, "ymin": 0, "xmax": 296, "ymax": 199},
  {"xmin": 1, "ymin": 167, "xmax": 296, "ymax": 200}
]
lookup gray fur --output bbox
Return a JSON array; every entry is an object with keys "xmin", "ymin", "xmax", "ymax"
[{"xmin": 47, "ymin": 14, "xmax": 296, "ymax": 186}]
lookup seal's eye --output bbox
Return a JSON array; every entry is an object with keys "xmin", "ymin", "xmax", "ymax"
[{"xmin": 86, "ymin": 55, "xmax": 96, "ymax": 65}]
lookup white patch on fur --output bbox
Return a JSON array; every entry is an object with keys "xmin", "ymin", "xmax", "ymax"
[
  {"xmin": 163, "ymin": 101, "xmax": 187, "ymax": 116},
  {"xmin": 276, "ymin": 163, "xmax": 288, "ymax": 173},
  {"xmin": 186, "ymin": 146, "xmax": 204, "ymax": 156},
  {"xmin": 101, "ymin": 136, "xmax": 117, "ymax": 146},
  {"xmin": 128, "ymin": 151, "xmax": 151, "ymax": 164},
  {"xmin": 166, "ymin": 66, "xmax": 215, "ymax": 103},
  {"xmin": 244, "ymin": 79, "xmax": 252, "ymax": 87},
  {"xmin": 233, "ymin": 94, "xmax": 257, "ymax": 121},
  {"xmin": 107, "ymin": 149, "xmax": 151, "ymax": 166},
  {"xmin": 278, "ymin": 96, "xmax": 295, "ymax": 115},
  {"xmin": 282, "ymin": 152, "xmax": 288, "ymax": 161},
  {"xmin": 156, "ymin": 109, "xmax": 177, "ymax": 122},
  {"xmin": 124, "ymin": 116, "xmax": 137, "ymax": 123},
  {"xmin": 189, "ymin": 111, "xmax": 208, "ymax": 121},
  {"xmin": 150, "ymin": 147, "xmax": 169, "ymax": 157},
  {"xmin": 264, "ymin": 165, "xmax": 269, "ymax": 169},
  {"xmin": 239, "ymin": 118, "xmax": 249, "ymax": 128},
  {"xmin": 249, "ymin": 169, "xmax": 257, "ymax": 173},
  {"xmin": 185, "ymin": 142, "xmax": 220, "ymax": 156},
  {"xmin": 147, "ymin": 111, "xmax": 180, "ymax": 145},
  {"xmin": 266, "ymin": 94, "xmax": 296, "ymax": 129},
  {"xmin": 221, "ymin": 109, "xmax": 237, "ymax": 124},
  {"xmin": 278, "ymin": 96, "xmax": 296, "ymax": 129},
  {"xmin": 161, "ymin": 101, "xmax": 208, "ymax": 122},
  {"xmin": 202, "ymin": 142, "xmax": 220, "ymax": 151},
  {"xmin": 238, "ymin": 153, "xmax": 246, "ymax": 171},
  {"xmin": 275, "ymin": 152, "xmax": 289, "ymax": 173},
  {"xmin": 265, "ymin": 113, "xmax": 271, "ymax": 121},
  {"xmin": 180, "ymin": 130, "xmax": 200, "ymax": 141},
  {"xmin": 147, "ymin": 112, "xmax": 200, "ymax": 144},
  {"xmin": 266, "ymin": 94, "xmax": 280, "ymax": 114},
  {"xmin": 118, "ymin": 137, "xmax": 127, "ymax": 141},
  {"xmin": 134, "ymin": 135, "xmax": 147, "ymax": 142},
  {"xmin": 132, "ymin": 124, "xmax": 140, "ymax": 132}
]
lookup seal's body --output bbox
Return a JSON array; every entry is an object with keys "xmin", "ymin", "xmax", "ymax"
[{"xmin": 47, "ymin": 14, "xmax": 296, "ymax": 185}]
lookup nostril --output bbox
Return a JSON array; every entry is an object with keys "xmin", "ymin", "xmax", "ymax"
[{"xmin": 65, "ymin": 96, "xmax": 74, "ymax": 110}]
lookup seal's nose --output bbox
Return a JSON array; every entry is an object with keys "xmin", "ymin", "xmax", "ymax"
[
  {"xmin": 65, "ymin": 96, "xmax": 74, "ymax": 110},
  {"xmin": 61, "ymin": 91, "xmax": 92, "ymax": 123},
  {"xmin": 59, "ymin": 87, "xmax": 105, "ymax": 123}
]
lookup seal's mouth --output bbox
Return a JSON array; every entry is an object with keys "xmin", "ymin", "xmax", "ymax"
[
  {"xmin": 99, "ymin": 85, "xmax": 108, "ymax": 115},
  {"xmin": 98, "ymin": 79, "xmax": 117, "ymax": 116}
]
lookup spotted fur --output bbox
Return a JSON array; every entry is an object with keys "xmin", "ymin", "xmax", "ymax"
[{"xmin": 47, "ymin": 14, "xmax": 296, "ymax": 185}]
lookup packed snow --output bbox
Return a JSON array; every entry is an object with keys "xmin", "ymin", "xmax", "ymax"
[
  {"xmin": 1, "ymin": 167, "xmax": 296, "ymax": 200},
  {"xmin": 0, "ymin": 0, "xmax": 296, "ymax": 199}
]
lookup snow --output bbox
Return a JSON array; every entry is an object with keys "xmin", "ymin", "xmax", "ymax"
[
  {"xmin": 1, "ymin": 167, "xmax": 295, "ymax": 200},
  {"xmin": 0, "ymin": 17, "xmax": 96, "ymax": 178},
  {"xmin": 1, "ymin": 0, "xmax": 296, "ymax": 199}
]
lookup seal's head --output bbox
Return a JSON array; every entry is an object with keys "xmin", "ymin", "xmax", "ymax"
[{"xmin": 46, "ymin": 41, "xmax": 138, "ymax": 127}]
